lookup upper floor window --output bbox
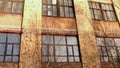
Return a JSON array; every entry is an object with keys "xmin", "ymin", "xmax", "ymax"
[
  {"xmin": 89, "ymin": 2, "xmax": 117, "ymax": 21},
  {"xmin": 0, "ymin": 0, "xmax": 24, "ymax": 14},
  {"xmin": 0, "ymin": 33, "xmax": 20, "ymax": 62},
  {"xmin": 42, "ymin": 0, "xmax": 74, "ymax": 18},
  {"xmin": 42, "ymin": 35, "xmax": 80, "ymax": 62},
  {"xmin": 96, "ymin": 37, "xmax": 120, "ymax": 65}
]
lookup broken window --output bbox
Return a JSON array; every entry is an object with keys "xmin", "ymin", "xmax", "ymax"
[
  {"xmin": 0, "ymin": 33, "xmax": 20, "ymax": 62},
  {"xmin": 42, "ymin": 0, "xmax": 74, "ymax": 18},
  {"xmin": 42, "ymin": 35, "xmax": 80, "ymax": 62},
  {"xmin": 89, "ymin": 2, "xmax": 117, "ymax": 21}
]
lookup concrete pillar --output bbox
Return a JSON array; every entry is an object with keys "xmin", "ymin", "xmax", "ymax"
[
  {"xmin": 112, "ymin": 0, "xmax": 120, "ymax": 23},
  {"xmin": 73, "ymin": 0, "xmax": 101, "ymax": 68},
  {"xmin": 19, "ymin": 0, "xmax": 42, "ymax": 68}
]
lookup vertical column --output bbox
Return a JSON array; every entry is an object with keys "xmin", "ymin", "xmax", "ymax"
[
  {"xmin": 112, "ymin": 0, "xmax": 120, "ymax": 22},
  {"xmin": 19, "ymin": 0, "xmax": 42, "ymax": 68},
  {"xmin": 73, "ymin": 0, "xmax": 101, "ymax": 68}
]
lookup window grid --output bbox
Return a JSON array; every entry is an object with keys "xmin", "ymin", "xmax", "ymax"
[
  {"xmin": 0, "ymin": 0, "xmax": 23, "ymax": 14},
  {"xmin": 0, "ymin": 33, "xmax": 20, "ymax": 63},
  {"xmin": 89, "ymin": 2, "xmax": 118, "ymax": 21},
  {"xmin": 42, "ymin": 0, "xmax": 75, "ymax": 18},
  {"xmin": 96, "ymin": 38, "xmax": 120, "ymax": 66},
  {"xmin": 42, "ymin": 35, "xmax": 80, "ymax": 62}
]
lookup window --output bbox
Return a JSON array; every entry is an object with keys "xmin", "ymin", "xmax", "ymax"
[
  {"xmin": 42, "ymin": 0, "xmax": 74, "ymax": 18},
  {"xmin": 0, "ymin": 33, "xmax": 20, "ymax": 62},
  {"xmin": 7, "ymin": 1, "xmax": 23, "ymax": 14},
  {"xmin": 42, "ymin": 35, "xmax": 80, "ymax": 62},
  {"xmin": 0, "ymin": 0, "xmax": 24, "ymax": 14},
  {"xmin": 96, "ymin": 37, "xmax": 120, "ymax": 62},
  {"xmin": 89, "ymin": 2, "xmax": 117, "ymax": 21}
]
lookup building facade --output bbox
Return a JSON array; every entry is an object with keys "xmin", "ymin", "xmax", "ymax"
[{"xmin": 0, "ymin": 0, "xmax": 120, "ymax": 68}]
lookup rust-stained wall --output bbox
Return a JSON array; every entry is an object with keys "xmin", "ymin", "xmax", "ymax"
[
  {"xmin": 42, "ymin": 16, "xmax": 77, "ymax": 35},
  {"xmin": 0, "ymin": 13, "xmax": 22, "ymax": 32},
  {"xmin": 0, "ymin": 63, "xmax": 18, "ymax": 68}
]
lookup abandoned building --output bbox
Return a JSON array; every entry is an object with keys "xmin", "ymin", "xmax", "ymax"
[{"xmin": 0, "ymin": 0, "xmax": 120, "ymax": 68}]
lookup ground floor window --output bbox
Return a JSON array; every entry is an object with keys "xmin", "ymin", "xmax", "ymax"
[
  {"xmin": 42, "ymin": 35, "xmax": 81, "ymax": 62},
  {"xmin": 0, "ymin": 33, "xmax": 20, "ymax": 62}
]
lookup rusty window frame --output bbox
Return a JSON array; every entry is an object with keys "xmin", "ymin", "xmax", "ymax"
[
  {"xmin": 42, "ymin": 0, "xmax": 75, "ymax": 18},
  {"xmin": 42, "ymin": 35, "xmax": 81, "ymax": 62},
  {"xmin": 0, "ymin": 33, "xmax": 20, "ymax": 63},
  {"xmin": 88, "ymin": 2, "xmax": 118, "ymax": 21}
]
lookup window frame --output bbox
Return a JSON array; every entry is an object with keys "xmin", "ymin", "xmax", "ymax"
[
  {"xmin": 42, "ymin": 0, "xmax": 75, "ymax": 18},
  {"xmin": 0, "ymin": 0, "xmax": 24, "ymax": 14},
  {"xmin": 96, "ymin": 37, "xmax": 120, "ymax": 63},
  {"xmin": 89, "ymin": 1, "xmax": 118, "ymax": 22},
  {"xmin": 42, "ymin": 34, "xmax": 81, "ymax": 62},
  {"xmin": 0, "ymin": 33, "xmax": 21, "ymax": 63}
]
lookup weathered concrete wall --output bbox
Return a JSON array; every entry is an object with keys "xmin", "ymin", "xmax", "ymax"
[
  {"xmin": 73, "ymin": 0, "xmax": 101, "ymax": 68},
  {"xmin": 92, "ymin": 21, "xmax": 120, "ymax": 37},
  {"xmin": 0, "ymin": 13, "xmax": 22, "ymax": 31},
  {"xmin": 88, "ymin": 0, "xmax": 112, "ymax": 3},
  {"xmin": 42, "ymin": 16, "xmax": 77, "ymax": 35},
  {"xmin": 42, "ymin": 63, "xmax": 82, "ymax": 68},
  {"xmin": 0, "ymin": 63, "xmax": 18, "ymax": 68},
  {"xmin": 19, "ymin": 0, "xmax": 42, "ymax": 68}
]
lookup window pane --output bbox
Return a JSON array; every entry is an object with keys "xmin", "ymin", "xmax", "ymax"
[
  {"xmin": 104, "ymin": 57, "xmax": 109, "ymax": 62},
  {"xmin": 7, "ymin": 2, "xmax": 12, "ymax": 12},
  {"xmin": 55, "ymin": 46, "xmax": 67, "ymax": 55},
  {"xmin": 11, "ymin": 2, "xmax": 17, "ymax": 13},
  {"xmin": 52, "ymin": 0, "xmax": 57, "ymax": 4},
  {"xmin": 96, "ymin": 38, "xmax": 104, "ymax": 46},
  {"xmin": 0, "ymin": 0, "xmax": 3, "ymax": 10},
  {"xmin": 64, "ymin": 0, "xmax": 68, "ymax": 6},
  {"xmin": 0, "ymin": 33, "xmax": 6, "ymax": 43},
  {"xmin": 105, "ymin": 38, "xmax": 114, "ymax": 46},
  {"xmin": 0, "ymin": 44, "xmax": 5, "ymax": 55},
  {"xmin": 53, "ymin": 6, "xmax": 57, "ymax": 16},
  {"xmin": 42, "ymin": 5, "xmax": 47, "ymax": 15},
  {"xmin": 92, "ymin": 3, "xmax": 96, "ymax": 8},
  {"xmin": 106, "ymin": 11, "xmax": 112, "ymax": 21},
  {"xmin": 69, "ymin": 7, "xmax": 74, "ymax": 17},
  {"xmin": 109, "ymin": 5, "xmax": 113, "ymax": 10},
  {"xmin": 8, "ymin": 34, "xmax": 20, "ymax": 43},
  {"xmin": 0, "ymin": 56, "xmax": 3, "ymax": 62},
  {"xmin": 65, "ymin": 7, "xmax": 69, "ymax": 17},
  {"xmin": 13, "ymin": 44, "xmax": 19, "ymax": 55},
  {"xmin": 67, "ymin": 36, "xmax": 77, "ymax": 45},
  {"xmin": 5, "ymin": 56, "xmax": 12, "ymax": 62},
  {"xmin": 6, "ymin": 44, "xmax": 12, "ymax": 55},
  {"xmin": 115, "ymin": 39, "xmax": 120, "ymax": 46},
  {"xmin": 90, "ymin": 9, "xmax": 94, "ymax": 19},
  {"xmin": 17, "ymin": 2, "xmax": 23, "ymax": 14},
  {"xmin": 60, "ymin": 6, "xmax": 64, "ymax": 17},
  {"xmin": 42, "ymin": 0, "xmax": 47, "ymax": 3},
  {"xmin": 48, "ymin": 6, "xmax": 52, "ymax": 16},
  {"xmin": 42, "ymin": 56, "xmax": 48, "ymax": 62},
  {"xmin": 73, "ymin": 46, "xmax": 79, "ymax": 56},
  {"xmin": 48, "ymin": 57, "xmax": 54, "ymax": 62},
  {"xmin": 49, "ymin": 45, "xmax": 53, "ymax": 55},
  {"xmin": 56, "ymin": 57, "xmax": 67, "ymax": 62},
  {"xmin": 68, "ymin": 46, "xmax": 73, "ymax": 55},
  {"xmin": 107, "ymin": 47, "xmax": 117, "ymax": 56},
  {"xmin": 42, "ymin": 35, "xmax": 53, "ymax": 44},
  {"xmin": 68, "ymin": 0, "xmax": 72, "ymax": 6},
  {"xmin": 42, "ymin": 45, "xmax": 48, "ymax": 55},
  {"xmin": 101, "ymin": 47, "xmax": 107, "ymax": 56},
  {"xmin": 59, "ymin": 0, "xmax": 64, "ymax": 5},
  {"xmin": 111, "ymin": 11, "xmax": 116, "ymax": 21},
  {"xmin": 75, "ymin": 57, "xmax": 79, "ymax": 62},
  {"xmin": 12, "ymin": 56, "xmax": 18, "ymax": 62},
  {"xmin": 55, "ymin": 36, "xmax": 66, "ymax": 44},
  {"xmin": 48, "ymin": 0, "xmax": 52, "ymax": 4},
  {"xmin": 69, "ymin": 57, "xmax": 74, "ymax": 62}
]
